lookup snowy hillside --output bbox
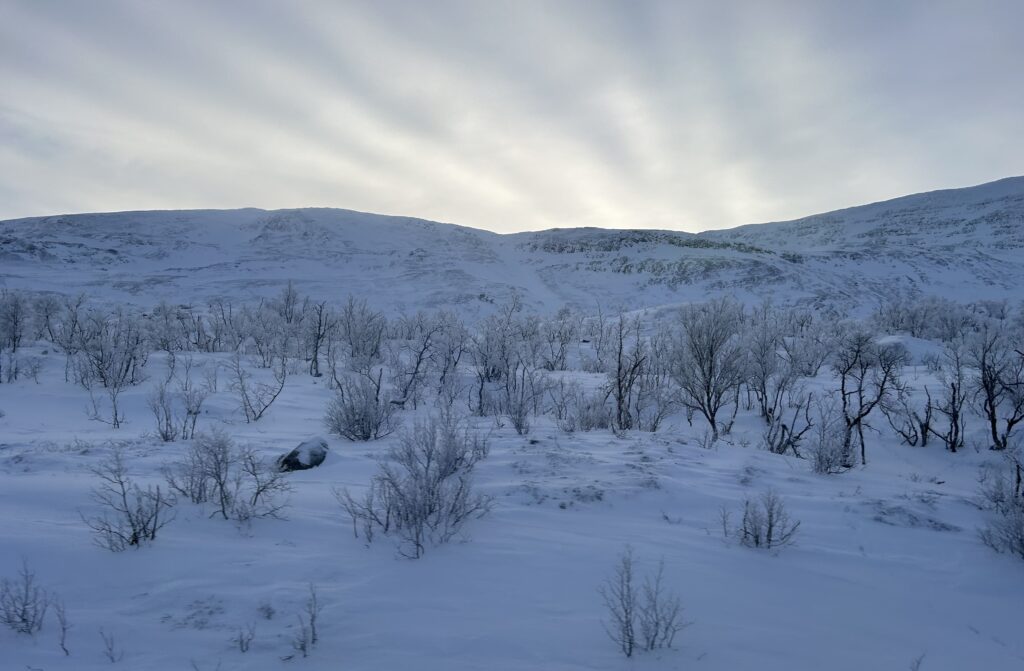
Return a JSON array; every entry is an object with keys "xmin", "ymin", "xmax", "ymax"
[
  {"xmin": 2, "ymin": 178, "xmax": 1024, "ymax": 671},
  {"xmin": 2, "ymin": 176, "xmax": 1023, "ymax": 314}
]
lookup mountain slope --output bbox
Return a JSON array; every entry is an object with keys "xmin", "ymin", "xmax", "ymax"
[{"xmin": 1, "ymin": 177, "xmax": 1022, "ymax": 314}]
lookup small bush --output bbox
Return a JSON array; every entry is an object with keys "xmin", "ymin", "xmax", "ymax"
[
  {"xmin": 336, "ymin": 415, "xmax": 490, "ymax": 558},
  {"xmin": 734, "ymin": 489, "xmax": 800, "ymax": 550},
  {"xmin": 809, "ymin": 402, "xmax": 848, "ymax": 474},
  {"xmin": 0, "ymin": 560, "xmax": 49, "ymax": 635},
  {"xmin": 566, "ymin": 389, "xmax": 612, "ymax": 433},
  {"xmin": 599, "ymin": 547, "xmax": 685, "ymax": 658},
  {"xmin": 979, "ymin": 461, "xmax": 1024, "ymax": 560},
  {"xmin": 164, "ymin": 431, "xmax": 290, "ymax": 522},
  {"xmin": 83, "ymin": 449, "xmax": 174, "ymax": 552},
  {"xmin": 325, "ymin": 371, "xmax": 400, "ymax": 441}
]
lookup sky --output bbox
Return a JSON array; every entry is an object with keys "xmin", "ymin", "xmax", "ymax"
[{"xmin": 1, "ymin": 1, "xmax": 1022, "ymax": 233}]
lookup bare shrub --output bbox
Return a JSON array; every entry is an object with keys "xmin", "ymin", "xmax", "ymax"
[
  {"xmin": 809, "ymin": 397, "xmax": 850, "ymax": 474},
  {"xmin": 762, "ymin": 391, "xmax": 814, "ymax": 457},
  {"xmin": 228, "ymin": 352, "xmax": 286, "ymax": 423},
  {"xmin": 83, "ymin": 449, "xmax": 174, "ymax": 552},
  {"xmin": 638, "ymin": 560, "xmax": 685, "ymax": 651},
  {"xmin": 55, "ymin": 598, "xmax": 70, "ymax": 655},
  {"xmin": 324, "ymin": 369, "xmax": 399, "ymax": 441},
  {"xmin": 75, "ymin": 308, "xmax": 150, "ymax": 428},
  {"xmin": 178, "ymin": 356, "xmax": 209, "ymax": 440},
  {"xmin": 979, "ymin": 457, "xmax": 1024, "ymax": 559},
  {"xmin": 599, "ymin": 547, "xmax": 637, "ymax": 657},
  {"xmin": 235, "ymin": 622, "xmax": 255, "ymax": 653},
  {"xmin": 550, "ymin": 380, "xmax": 612, "ymax": 433},
  {"xmin": 99, "ymin": 627, "xmax": 124, "ymax": 663},
  {"xmin": 599, "ymin": 547, "xmax": 685, "ymax": 658},
  {"xmin": 288, "ymin": 585, "xmax": 322, "ymax": 659},
  {"xmin": 738, "ymin": 489, "xmax": 800, "ymax": 550},
  {"xmin": 3, "ymin": 353, "xmax": 44, "ymax": 383},
  {"xmin": 502, "ymin": 358, "xmax": 547, "ymax": 435},
  {"xmin": 164, "ymin": 432, "xmax": 290, "ymax": 522},
  {"xmin": 336, "ymin": 415, "xmax": 490, "ymax": 558},
  {"xmin": 148, "ymin": 376, "xmax": 179, "ymax": 442},
  {"xmin": 0, "ymin": 560, "xmax": 49, "ymax": 635}
]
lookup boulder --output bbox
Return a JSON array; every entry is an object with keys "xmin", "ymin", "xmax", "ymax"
[{"xmin": 277, "ymin": 437, "xmax": 329, "ymax": 472}]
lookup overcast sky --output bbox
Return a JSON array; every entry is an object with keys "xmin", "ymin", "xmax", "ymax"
[{"xmin": 1, "ymin": 1, "xmax": 1022, "ymax": 232}]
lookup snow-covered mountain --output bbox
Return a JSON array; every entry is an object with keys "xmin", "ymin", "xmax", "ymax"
[{"xmin": 1, "ymin": 176, "xmax": 1022, "ymax": 314}]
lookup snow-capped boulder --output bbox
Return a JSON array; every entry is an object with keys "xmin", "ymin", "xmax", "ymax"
[{"xmin": 277, "ymin": 437, "xmax": 329, "ymax": 472}]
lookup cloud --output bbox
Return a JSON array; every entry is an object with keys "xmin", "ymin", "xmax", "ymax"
[{"xmin": 0, "ymin": 0, "xmax": 1022, "ymax": 232}]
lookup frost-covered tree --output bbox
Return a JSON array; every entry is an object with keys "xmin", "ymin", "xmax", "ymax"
[
  {"xmin": 968, "ymin": 322, "xmax": 1024, "ymax": 451},
  {"xmin": 832, "ymin": 329, "xmax": 907, "ymax": 466},
  {"xmin": 669, "ymin": 298, "xmax": 746, "ymax": 439}
]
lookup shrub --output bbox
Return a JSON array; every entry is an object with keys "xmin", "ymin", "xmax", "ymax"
[
  {"xmin": 737, "ymin": 489, "xmax": 800, "ymax": 550},
  {"xmin": 0, "ymin": 560, "xmax": 49, "ymax": 635},
  {"xmin": 599, "ymin": 547, "xmax": 685, "ymax": 658},
  {"xmin": 82, "ymin": 449, "xmax": 174, "ymax": 552},
  {"xmin": 336, "ymin": 415, "xmax": 490, "ymax": 558},
  {"xmin": 324, "ymin": 370, "xmax": 399, "ymax": 441}
]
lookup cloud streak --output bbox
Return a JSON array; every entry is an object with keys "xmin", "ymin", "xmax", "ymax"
[{"xmin": 1, "ymin": 0, "xmax": 1022, "ymax": 232}]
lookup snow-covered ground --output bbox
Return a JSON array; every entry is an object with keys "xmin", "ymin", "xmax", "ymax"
[{"xmin": 1, "ymin": 346, "xmax": 1021, "ymax": 671}]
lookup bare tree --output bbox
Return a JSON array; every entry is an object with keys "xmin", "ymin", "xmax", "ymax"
[
  {"xmin": 502, "ymin": 355, "xmax": 547, "ymax": 435},
  {"xmin": 926, "ymin": 340, "xmax": 968, "ymax": 453},
  {"xmin": 0, "ymin": 289, "xmax": 30, "ymax": 352},
  {"xmin": 305, "ymin": 301, "xmax": 334, "ymax": 378},
  {"xmin": 468, "ymin": 299, "xmax": 521, "ymax": 416},
  {"xmin": 968, "ymin": 323, "xmax": 1024, "ymax": 451},
  {"xmin": 609, "ymin": 314, "xmax": 645, "ymax": 432},
  {"xmin": 832, "ymin": 330, "xmax": 907, "ymax": 466},
  {"xmin": 430, "ymin": 311, "xmax": 469, "ymax": 409},
  {"xmin": 809, "ymin": 396, "xmax": 848, "ymax": 474},
  {"xmin": 228, "ymin": 352, "xmax": 287, "ymax": 423},
  {"xmin": 762, "ymin": 390, "xmax": 814, "ymax": 457},
  {"xmin": 178, "ymin": 356, "xmax": 209, "ymax": 440},
  {"xmin": 539, "ymin": 307, "xmax": 578, "ymax": 371},
  {"xmin": 337, "ymin": 296, "xmax": 386, "ymax": 371},
  {"xmin": 670, "ymin": 298, "xmax": 746, "ymax": 439},
  {"xmin": 388, "ymin": 312, "xmax": 442, "ymax": 409},
  {"xmin": 881, "ymin": 383, "xmax": 932, "ymax": 448},
  {"xmin": 75, "ymin": 308, "xmax": 150, "ymax": 428}
]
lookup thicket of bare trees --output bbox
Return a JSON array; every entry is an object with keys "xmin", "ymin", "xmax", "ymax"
[{"xmin": 2, "ymin": 285, "xmax": 1022, "ymax": 483}]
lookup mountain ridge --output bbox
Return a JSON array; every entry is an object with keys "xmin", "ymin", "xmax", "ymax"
[{"xmin": 2, "ymin": 177, "xmax": 1023, "ymax": 315}]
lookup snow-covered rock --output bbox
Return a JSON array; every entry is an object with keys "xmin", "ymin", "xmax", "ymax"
[{"xmin": 276, "ymin": 437, "xmax": 329, "ymax": 472}]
